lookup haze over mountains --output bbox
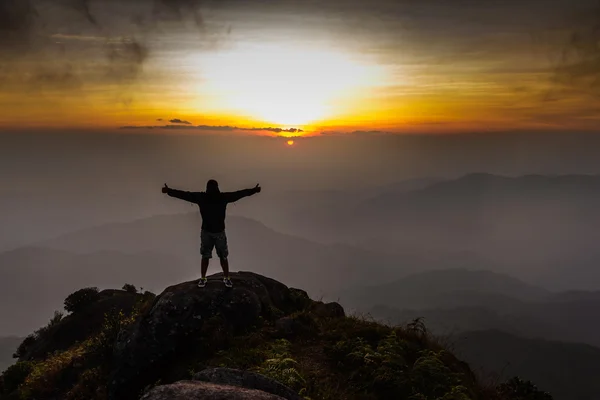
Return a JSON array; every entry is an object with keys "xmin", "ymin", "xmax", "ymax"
[
  {"xmin": 452, "ymin": 331, "xmax": 600, "ymax": 400},
  {"xmin": 345, "ymin": 268, "xmax": 600, "ymax": 347},
  {"xmin": 3, "ymin": 172, "xmax": 600, "ymax": 333},
  {"xmin": 3, "ymin": 151, "xmax": 600, "ymax": 399},
  {"xmin": 245, "ymin": 173, "xmax": 600, "ymax": 290}
]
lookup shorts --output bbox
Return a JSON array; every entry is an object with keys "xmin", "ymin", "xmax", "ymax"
[{"xmin": 200, "ymin": 230, "xmax": 229, "ymax": 259}]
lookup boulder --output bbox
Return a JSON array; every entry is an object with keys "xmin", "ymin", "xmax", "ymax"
[
  {"xmin": 274, "ymin": 314, "xmax": 318, "ymax": 338},
  {"xmin": 309, "ymin": 301, "xmax": 345, "ymax": 318},
  {"xmin": 140, "ymin": 381, "xmax": 286, "ymax": 400},
  {"xmin": 108, "ymin": 272, "xmax": 299, "ymax": 400},
  {"xmin": 193, "ymin": 368, "xmax": 303, "ymax": 400}
]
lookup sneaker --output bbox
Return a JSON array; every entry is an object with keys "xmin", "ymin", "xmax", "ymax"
[
  {"xmin": 223, "ymin": 277, "xmax": 233, "ymax": 288},
  {"xmin": 198, "ymin": 278, "xmax": 207, "ymax": 288}
]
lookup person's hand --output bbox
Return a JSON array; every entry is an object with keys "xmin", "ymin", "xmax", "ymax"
[
  {"xmin": 162, "ymin": 183, "xmax": 169, "ymax": 194},
  {"xmin": 254, "ymin": 184, "xmax": 261, "ymax": 193}
]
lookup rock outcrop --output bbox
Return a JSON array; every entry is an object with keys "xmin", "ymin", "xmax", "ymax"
[
  {"xmin": 108, "ymin": 272, "xmax": 321, "ymax": 400},
  {"xmin": 140, "ymin": 381, "xmax": 286, "ymax": 400},
  {"xmin": 193, "ymin": 368, "xmax": 302, "ymax": 400}
]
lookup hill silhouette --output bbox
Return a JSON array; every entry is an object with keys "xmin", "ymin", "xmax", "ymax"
[
  {"xmin": 0, "ymin": 272, "xmax": 551, "ymax": 400},
  {"xmin": 452, "ymin": 330, "xmax": 600, "ymax": 400},
  {"xmin": 341, "ymin": 269, "xmax": 550, "ymax": 311}
]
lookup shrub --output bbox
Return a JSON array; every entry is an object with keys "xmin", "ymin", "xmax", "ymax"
[
  {"xmin": 255, "ymin": 339, "xmax": 306, "ymax": 392},
  {"xmin": 89, "ymin": 308, "xmax": 137, "ymax": 357},
  {"xmin": 35, "ymin": 310, "xmax": 64, "ymax": 337},
  {"xmin": 0, "ymin": 361, "xmax": 34, "ymax": 394},
  {"xmin": 498, "ymin": 377, "xmax": 553, "ymax": 400},
  {"xmin": 122, "ymin": 284, "xmax": 137, "ymax": 294},
  {"xmin": 13, "ymin": 312, "xmax": 65, "ymax": 360},
  {"xmin": 13, "ymin": 335, "xmax": 37, "ymax": 359},
  {"xmin": 327, "ymin": 331, "xmax": 472, "ymax": 399},
  {"xmin": 64, "ymin": 287, "xmax": 100, "ymax": 313},
  {"xmin": 66, "ymin": 367, "xmax": 106, "ymax": 400},
  {"xmin": 19, "ymin": 344, "xmax": 88, "ymax": 399}
]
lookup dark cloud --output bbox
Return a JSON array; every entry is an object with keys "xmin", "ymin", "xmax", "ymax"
[
  {"xmin": 105, "ymin": 39, "xmax": 149, "ymax": 82},
  {"xmin": 195, "ymin": 125, "xmax": 236, "ymax": 131},
  {"xmin": 55, "ymin": 0, "xmax": 97, "ymax": 25},
  {"xmin": 0, "ymin": 0, "xmax": 37, "ymax": 54},
  {"xmin": 153, "ymin": 0, "xmax": 204, "ymax": 27},
  {"xmin": 554, "ymin": 4, "xmax": 600, "ymax": 97},
  {"xmin": 243, "ymin": 127, "xmax": 304, "ymax": 133},
  {"xmin": 156, "ymin": 118, "xmax": 163, "ymax": 121},
  {"xmin": 169, "ymin": 118, "xmax": 192, "ymax": 124},
  {"xmin": 320, "ymin": 130, "xmax": 391, "ymax": 136},
  {"xmin": 0, "ymin": 0, "xmax": 212, "ymax": 90},
  {"xmin": 120, "ymin": 124, "xmax": 304, "ymax": 133},
  {"xmin": 197, "ymin": 125, "xmax": 304, "ymax": 133}
]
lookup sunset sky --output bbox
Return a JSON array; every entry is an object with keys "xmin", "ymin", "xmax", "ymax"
[{"xmin": 1, "ymin": 0, "xmax": 599, "ymax": 134}]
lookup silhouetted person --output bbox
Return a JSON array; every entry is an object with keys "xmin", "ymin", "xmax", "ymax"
[{"xmin": 162, "ymin": 180, "xmax": 261, "ymax": 288}]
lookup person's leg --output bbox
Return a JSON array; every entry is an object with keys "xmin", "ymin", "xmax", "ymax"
[
  {"xmin": 215, "ymin": 232, "xmax": 231, "ymax": 287},
  {"xmin": 201, "ymin": 258, "xmax": 210, "ymax": 278},
  {"xmin": 199, "ymin": 230, "xmax": 214, "ymax": 286},
  {"xmin": 219, "ymin": 257, "xmax": 229, "ymax": 277}
]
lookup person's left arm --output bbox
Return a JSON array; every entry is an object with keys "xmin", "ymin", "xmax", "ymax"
[{"xmin": 224, "ymin": 184, "xmax": 261, "ymax": 203}]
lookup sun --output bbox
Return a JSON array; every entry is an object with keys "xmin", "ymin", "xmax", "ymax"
[
  {"xmin": 287, "ymin": 140, "xmax": 295, "ymax": 146},
  {"xmin": 197, "ymin": 44, "xmax": 383, "ymax": 127}
]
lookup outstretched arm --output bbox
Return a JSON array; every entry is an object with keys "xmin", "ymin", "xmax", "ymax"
[
  {"xmin": 162, "ymin": 184, "xmax": 199, "ymax": 203},
  {"xmin": 224, "ymin": 184, "xmax": 261, "ymax": 203}
]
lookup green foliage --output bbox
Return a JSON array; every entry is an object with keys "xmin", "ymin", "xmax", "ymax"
[
  {"xmin": 498, "ymin": 377, "xmax": 553, "ymax": 400},
  {"xmin": 35, "ymin": 311, "xmax": 64, "ymax": 338},
  {"xmin": 64, "ymin": 287, "xmax": 100, "ymax": 313},
  {"xmin": 0, "ymin": 361, "xmax": 34, "ymax": 394},
  {"xmin": 65, "ymin": 367, "xmax": 106, "ymax": 400},
  {"xmin": 7, "ymin": 283, "xmax": 553, "ymax": 400},
  {"xmin": 122, "ymin": 284, "xmax": 137, "ymax": 294},
  {"xmin": 12, "ymin": 308, "xmax": 142, "ymax": 399},
  {"xmin": 255, "ymin": 339, "xmax": 306, "ymax": 392},
  {"xmin": 13, "ymin": 311, "xmax": 65, "ymax": 360},
  {"xmin": 407, "ymin": 317, "xmax": 429, "ymax": 337},
  {"xmin": 19, "ymin": 342, "xmax": 88, "ymax": 399},
  {"xmin": 328, "ymin": 330, "xmax": 473, "ymax": 399},
  {"xmin": 88, "ymin": 308, "xmax": 137, "ymax": 357}
]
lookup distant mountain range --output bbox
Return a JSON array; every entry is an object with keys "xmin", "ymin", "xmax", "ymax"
[
  {"xmin": 340, "ymin": 268, "xmax": 550, "ymax": 310},
  {"xmin": 260, "ymin": 173, "xmax": 600, "ymax": 290},
  {"xmin": 452, "ymin": 330, "xmax": 600, "ymax": 400},
  {"xmin": 343, "ymin": 268, "xmax": 600, "ymax": 400},
  {"xmin": 345, "ymin": 268, "xmax": 600, "ymax": 347}
]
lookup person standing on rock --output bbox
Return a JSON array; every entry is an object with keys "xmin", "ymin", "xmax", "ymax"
[{"xmin": 162, "ymin": 179, "xmax": 261, "ymax": 288}]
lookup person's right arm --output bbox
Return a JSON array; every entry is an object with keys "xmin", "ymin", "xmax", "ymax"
[{"xmin": 162, "ymin": 184, "xmax": 199, "ymax": 203}]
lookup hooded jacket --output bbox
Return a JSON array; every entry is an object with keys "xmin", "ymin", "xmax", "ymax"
[{"xmin": 166, "ymin": 187, "xmax": 258, "ymax": 233}]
